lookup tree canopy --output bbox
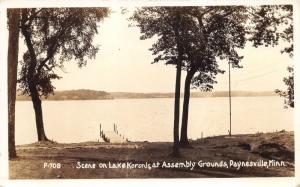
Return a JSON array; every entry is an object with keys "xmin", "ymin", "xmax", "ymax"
[
  {"xmin": 132, "ymin": 5, "xmax": 293, "ymax": 90},
  {"xmin": 249, "ymin": 5, "xmax": 293, "ymax": 55},
  {"xmin": 18, "ymin": 8, "xmax": 109, "ymax": 97},
  {"xmin": 132, "ymin": 6, "xmax": 248, "ymax": 92}
]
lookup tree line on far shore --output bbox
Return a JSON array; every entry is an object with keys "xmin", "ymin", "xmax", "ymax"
[
  {"xmin": 8, "ymin": 5, "xmax": 293, "ymax": 159},
  {"xmin": 16, "ymin": 89, "xmax": 277, "ymax": 101}
]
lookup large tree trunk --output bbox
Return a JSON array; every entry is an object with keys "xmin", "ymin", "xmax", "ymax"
[
  {"xmin": 171, "ymin": 14, "xmax": 183, "ymax": 157},
  {"xmin": 172, "ymin": 61, "xmax": 182, "ymax": 156},
  {"xmin": 8, "ymin": 9, "xmax": 20, "ymax": 159},
  {"xmin": 30, "ymin": 85, "xmax": 49, "ymax": 141},
  {"xmin": 180, "ymin": 70, "xmax": 195, "ymax": 146}
]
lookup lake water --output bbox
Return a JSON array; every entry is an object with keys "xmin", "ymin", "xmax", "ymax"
[{"xmin": 15, "ymin": 97, "xmax": 294, "ymax": 145}]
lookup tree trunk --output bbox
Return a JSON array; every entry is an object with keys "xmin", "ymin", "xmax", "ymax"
[
  {"xmin": 172, "ymin": 61, "xmax": 182, "ymax": 156},
  {"xmin": 8, "ymin": 9, "xmax": 20, "ymax": 159},
  {"xmin": 30, "ymin": 85, "xmax": 49, "ymax": 141},
  {"xmin": 20, "ymin": 10, "xmax": 49, "ymax": 142},
  {"xmin": 180, "ymin": 70, "xmax": 195, "ymax": 146},
  {"xmin": 171, "ymin": 14, "xmax": 183, "ymax": 157}
]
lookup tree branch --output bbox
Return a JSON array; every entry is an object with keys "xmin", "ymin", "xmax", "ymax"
[
  {"xmin": 22, "ymin": 8, "xmax": 44, "ymax": 26},
  {"xmin": 36, "ymin": 22, "xmax": 69, "ymax": 75},
  {"xmin": 20, "ymin": 9, "xmax": 38, "ymax": 83}
]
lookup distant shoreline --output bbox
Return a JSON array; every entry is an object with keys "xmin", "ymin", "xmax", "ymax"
[{"xmin": 16, "ymin": 89, "xmax": 277, "ymax": 101}]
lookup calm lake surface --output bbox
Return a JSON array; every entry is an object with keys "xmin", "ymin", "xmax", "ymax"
[{"xmin": 15, "ymin": 96, "xmax": 293, "ymax": 145}]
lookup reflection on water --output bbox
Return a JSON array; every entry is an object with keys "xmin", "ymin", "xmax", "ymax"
[{"xmin": 15, "ymin": 97, "xmax": 293, "ymax": 145}]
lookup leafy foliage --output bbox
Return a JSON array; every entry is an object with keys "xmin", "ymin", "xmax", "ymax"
[
  {"xmin": 275, "ymin": 66, "xmax": 294, "ymax": 108},
  {"xmin": 248, "ymin": 5, "xmax": 293, "ymax": 56},
  {"xmin": 132, "ymin": 6, "xmax": 294, "ymax": 104},
  {"xmin": 18, "ymin": 8, "xmax": 109, "ymax": 97},
  {"xmin": 132, "ymin": 6, "xmax": 248, "ymax": 91}
]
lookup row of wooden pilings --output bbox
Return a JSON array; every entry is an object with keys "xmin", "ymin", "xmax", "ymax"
[
  {"xmin": 99, "ymin": 123, "xmax": 129, "ymax": 143},
  {"xmin": 99, "ymin": 123, "xmax": 109, "ymax": 142}
]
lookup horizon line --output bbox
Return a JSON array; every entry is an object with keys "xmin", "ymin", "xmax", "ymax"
[{"xmin": 52, "ymin": 89, "xmax": 277, "ymax": 94}]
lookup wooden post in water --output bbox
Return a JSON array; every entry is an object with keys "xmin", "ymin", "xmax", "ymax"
[{"xmin": 100, "ymin": 124, "xmax": 102, "ymax": 135}]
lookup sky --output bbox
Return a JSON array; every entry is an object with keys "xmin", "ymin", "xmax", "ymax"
[{"xmin": 44, "ymin": 8, "xmax": 293, "ymax": 93}]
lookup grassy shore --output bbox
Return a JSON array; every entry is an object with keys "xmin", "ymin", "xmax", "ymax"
[{"xmin": 9, "ymin": 131, "xmax": 294, "ymax": 179}]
